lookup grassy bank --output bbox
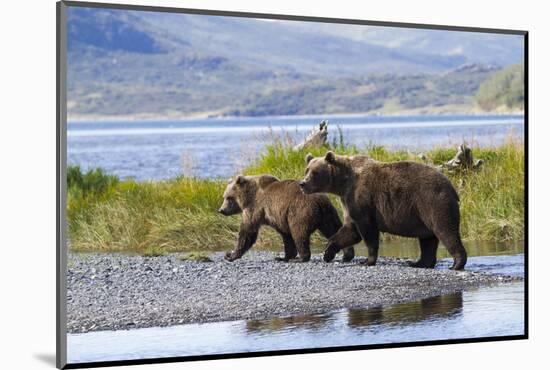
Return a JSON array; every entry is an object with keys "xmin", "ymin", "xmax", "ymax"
[{"xmin": 68, "ymin": 138, "xmax": 524, "ymax": 254}]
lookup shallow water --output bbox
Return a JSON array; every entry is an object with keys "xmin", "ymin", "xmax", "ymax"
[
  {"xmin": 318, "ymin": 238, "xmax": 525, "ymax": 260},
  {"xmin": 66, "ymin": 254, "xmax": 525, "ymax": 364},
  {"xmin": 67, "ymin": 114, "xmax": 524, "ymax": 180}
]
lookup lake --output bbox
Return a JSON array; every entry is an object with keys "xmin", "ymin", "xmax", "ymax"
[
  {"xmin": 67, "ymin": 114, "xmax": 524, "ymax": 180},
  {"xmin": 66, "ymin": 253, "xmax": 525, "ymax": 364}
]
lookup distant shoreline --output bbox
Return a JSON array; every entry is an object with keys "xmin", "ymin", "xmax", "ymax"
[{"xmin": 67, "ymin": 109, "xmax": 525, "ymax": 123}]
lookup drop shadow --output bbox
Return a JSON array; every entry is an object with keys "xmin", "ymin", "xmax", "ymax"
[{"xmin": 33, "ymin": 353, "xmax": 56, "ymax": 367}]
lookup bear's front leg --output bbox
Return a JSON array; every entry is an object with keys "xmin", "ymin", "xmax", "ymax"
[
  {"xmin": 354, "ymin": 221, "xmax": 379, "ymax": 266},
  {"xmin": 224, "ymin": 223, "xmax": 259, "ymax": 262},
  {"xmin": 361, "ymin": 234, "xmax": 380, "ymax": 266},
  {"xmin": 323, "ymin": 223, "xmax": 362, "ymax": 262}
]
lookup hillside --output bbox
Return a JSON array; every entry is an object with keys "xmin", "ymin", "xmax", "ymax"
[
  {"xmin": 475, "ymin": 63, "xmax": 525, "ymax": 112},
  {"xmin": 227, "ymin": 64, "xmax": 501, "ymax": 117},
  {"xmin": 66, "ymin": 6, "xmax": 524, "ymax": 119}
]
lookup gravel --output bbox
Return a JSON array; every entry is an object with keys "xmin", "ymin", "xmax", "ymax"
[{"xmin": 67, "ymin": 251, "xmax": 520, "ymax": 334}]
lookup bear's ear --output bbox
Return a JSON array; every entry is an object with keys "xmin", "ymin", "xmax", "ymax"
[
  {"xmin": 306, "ymin": 153, "xmax": 314, "ymax": 164},
  {"xmin": 235, "ymin": 175, "xmax": 246, "ymax": 185},
  {"xmin": 325, "ymin": 151, "xmax": 336, "ymax": 164},
  {"xmin": 258, "ymin": 175, "xmax": 279, "ymax": 189}
]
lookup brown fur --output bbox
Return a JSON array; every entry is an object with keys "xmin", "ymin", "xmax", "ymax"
[
  {"xmin": 219, "ymin": 174, "xmax": 355, "ymax": 262},
  {"xmin": 300, "ymin": 152, "xmax": 467, "ymax": 270}
]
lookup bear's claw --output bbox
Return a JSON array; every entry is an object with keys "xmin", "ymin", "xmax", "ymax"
[{"xmin": 224, "ymin": 252, "xmax": 238, "ymax": 262}]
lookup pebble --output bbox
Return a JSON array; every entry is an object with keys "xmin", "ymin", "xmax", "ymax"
[{"xmin": 67, "ymin": 251, "xmax": 520, "ymax": 334}]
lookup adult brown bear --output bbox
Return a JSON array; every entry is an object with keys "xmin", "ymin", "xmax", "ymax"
[
  {"xmin": 299, "ymin": 152, "xmax": 467, "ymax": 270},
  {"xmin": 219, "ymin": 174, "xmax": 355, "ymax": 262}
]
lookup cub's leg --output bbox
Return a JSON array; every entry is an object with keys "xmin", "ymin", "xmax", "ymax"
[
  {"xmin": 291, "ymin": 235, "xmax": 311, "ymax": 262},
  {"xmin": 275, "ymin": 233, "xmax": 298, "ymax": 262},
  {"xmin": 410, "ymin": 237, "xmax": 439, "ymax": 268},
  {"xmin": 224, "ymin": 222, "xmax": 259, "ymax": 262},
  {"xmin": 289, "ymin": 225, "xmax": 312, "ymax": 262},
  {"xmin": 323, "ymin": 223, "xmax": 362, "ymax": 262},
  {"xmin": 342, "ymin": 246, "xmax": 355, "ymax": 262}
]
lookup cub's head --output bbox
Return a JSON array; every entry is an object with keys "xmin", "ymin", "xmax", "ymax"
[
  {"xmin": 299, "ymin": 151, "xmax": 339, "ymax": 194},
  {"xmin": 218, "ymin": 175, "xmax": 278, "ymax": 215},
  {"xmin": 218, "ymin": 175, "xmax": 249, "ymax": 216}
]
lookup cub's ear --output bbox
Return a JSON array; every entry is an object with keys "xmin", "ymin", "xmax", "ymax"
[
  {"xmin": 235, "ymin": 175, "xmax": 246, "ymax": 185},
  {"xmin": 306, "ymin": 153, "xmax": 314, "ymax": 164},
  {"xmin": 325, "ymin": 151, "xmax": 336, "ymax": 164}
]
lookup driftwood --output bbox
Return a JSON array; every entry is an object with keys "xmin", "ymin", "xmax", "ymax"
[
  {"xmin": 438, "ymin": 144, "xmax": 484, "ymax": 172},
  {"xmin": 294, "ymin": 120, "xmax": 329, "ymax": 150},
  {"xmin": 293, "ymin": 122, "xmax": 482, "ymax": 174}
]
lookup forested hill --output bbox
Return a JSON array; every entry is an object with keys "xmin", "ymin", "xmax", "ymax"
[
  {"xmin": 475, "ymin": 63, "xmax": 525, "ymax": 112},
  {"xmin": 67, "ymin": 7, "xmax": 525, "ymax": 118}
]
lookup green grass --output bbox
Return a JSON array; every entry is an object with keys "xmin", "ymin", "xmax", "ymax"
[{"xmin": 67, "ymin": 136, "xmax": 524, "ymax": 254}]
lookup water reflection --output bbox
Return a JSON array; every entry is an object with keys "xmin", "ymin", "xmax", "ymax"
[
  {"xmin": 347, "ymin": 293, "xmax": 463, "ymax": 328},
  {"xmin": 245, "ymin": 292, "xmax": 464, "ymax": 335},
  {"xmin": 246, "ymin": 313, "xmax": 331, "ymax": 333}
]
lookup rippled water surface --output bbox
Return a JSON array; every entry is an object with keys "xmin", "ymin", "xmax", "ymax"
[
  {"xmin": 67, "ymin": 254, "xmax": 525, "ymax": 364},
  {"xmin": 67, "ymin": 114, "xmax": 524, "ymax": 180}
]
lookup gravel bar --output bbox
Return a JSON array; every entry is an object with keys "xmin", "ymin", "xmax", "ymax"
[{"xmin": 67, "ymin": 252, "xmax": 520, "ymax": 333}]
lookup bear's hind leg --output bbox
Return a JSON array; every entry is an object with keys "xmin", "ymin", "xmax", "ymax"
[
  {"xmin": 435, "ymin": 231, "xmax": 467, "ymax": 270},
  {"xmin": 275, "ymin": 234, "xmax": 298, "ymax": 262},
  {"xmin": 410, "ymin": 237, "xmax": 438, "ymax": 268},
  {"xmin": 429, "ymin": 201, "xmax": 467, "ymax": 270},
  {"xmin": 292, "ymin": 237, "xmax": 311, "ymax": 262}
]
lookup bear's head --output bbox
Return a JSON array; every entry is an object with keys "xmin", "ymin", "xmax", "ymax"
[{"xmin": 299, "ymin": 151, "xmax": 346, "ymax": 195}]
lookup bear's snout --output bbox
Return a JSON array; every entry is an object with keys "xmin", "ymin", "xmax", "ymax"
[
  {"xmin": 299, "ymin": 180, "xmax": 313, "ymax": 194},
  {"xmin": 218, "ymin": 208, "xmax": 227, "ymax": 215}
]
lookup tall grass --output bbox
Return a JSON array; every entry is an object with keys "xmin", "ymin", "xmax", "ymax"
[{"xmin": 67, "ymin": 136, "xmax": 524, "ymax": 253}]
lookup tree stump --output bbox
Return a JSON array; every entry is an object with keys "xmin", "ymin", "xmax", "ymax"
[{"xmin": 438, "ymin": 144, "xmax": 484, "ymax": 172}]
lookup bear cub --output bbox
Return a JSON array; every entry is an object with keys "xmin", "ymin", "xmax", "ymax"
[
  {"xmin": 219, "ymin": 174, "xmax": 355, "ymax": 262},
  {"xmin": 299, "ymin": 152, "xmax": 467, "ymax": 270}
]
